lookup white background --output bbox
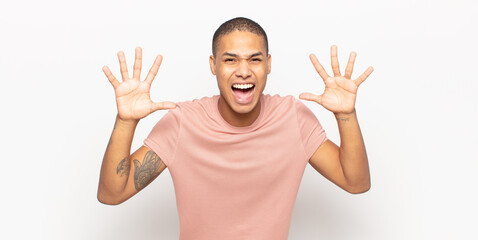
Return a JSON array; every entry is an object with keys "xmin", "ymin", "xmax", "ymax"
[{"xmin": 1, "ymin": 0, "xmax": 477, "ymax": 239}]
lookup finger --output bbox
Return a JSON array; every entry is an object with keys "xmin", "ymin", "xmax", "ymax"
[
  {"xmin": 144, "ymin": 55, "xmax": 163, "ymax": 85},
  {"xmin": 344, "ymin": 51, "xmax": 357, "ymax": 79},
  {"xmin": 132, "ymin": 47, "xmax": 142, "ymax": 80},
  {"xmin": 309, "ymin": 54, "xmax": 329, "ymax": 82},
  {"xmin": 151, "ymin": 101, "xmax": 177, "ymax": 112},
  {"xmin": 353, "ymin": 66, "xmax": 374, "ymax": 86},
  {"xmin": 102, "ymin": 65, "xmax": 120, "ymax": 88},
  {"xmin": 331, "ymin": 45, "xmax": 341, "ymax": 77},
  {"xmin": 117, "ymin": 51, "xmax": 130, "ymax": 81},
  {"xmin": 299, "ymin": 92, "xmax": 322, "ymax": 104}
]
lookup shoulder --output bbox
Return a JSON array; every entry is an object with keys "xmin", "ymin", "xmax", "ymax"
[
  {"xmin": 161, "ymin": 96, "xmax": 219, "ymax": 125},
  {"xmin": 161, "ymin": 96, "xmax": 216, "ymax": 117},
  {"xmin": 256, "ymin": 94, "xmax": 306, "ymax": 127},
  {"xmin": 262, "ymin": 94, "xmax": 320, "ymax": 126},
  {"xmin": 262, "ymin": 94, "xmax": 305, "ymax": 114},
  {"xmin": 175, "ymin": 96, "xmax": 217, "ymax": 111},
  {"xmin": 262, "ymin": 93, "xmax": 295, "ymax": 104}
]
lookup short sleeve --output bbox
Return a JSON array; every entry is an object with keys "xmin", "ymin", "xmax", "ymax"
[
  {"xmin": 294, "ymin": 100, "xmax": 327, "ymax": 159},
  {"xmin": 144, "ymin": 107, "xmax": 182, "ymax": 167}
]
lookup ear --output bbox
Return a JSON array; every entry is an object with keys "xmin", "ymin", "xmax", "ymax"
[
  {"xmin": 209, "ymin": 55, "xmax": 216, "ymax": 75},
  {"xmin": 267, "ymin": 54, "xmax": 271, "ymax": 74}
]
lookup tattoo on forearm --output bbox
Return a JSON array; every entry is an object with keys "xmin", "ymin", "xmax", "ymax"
[
  {"xmin": 133, "ymin": 151, "xmax": 163, "ymax": 191},
  {"xmin": 337, "ymin": 117, "xmax": 350, "ymax": 122},
  {"xmin": 116, "ymin": 156, "xmax": 131, "ymax": 177}
]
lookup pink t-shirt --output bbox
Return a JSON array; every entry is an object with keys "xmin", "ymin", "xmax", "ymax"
[{"xmin": 144, "ymin": 94, "xmax": 327, "ymax": 240}]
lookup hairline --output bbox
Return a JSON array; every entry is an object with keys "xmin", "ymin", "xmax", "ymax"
[
  {"xmin": 212, "ymin": 17, "xmax": 269, "ymax": 57},
  {"xmin": 214, "ymin": 31, "xmax": 268, "ymax": 58}
]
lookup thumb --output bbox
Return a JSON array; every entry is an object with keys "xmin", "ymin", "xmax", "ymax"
[
  {"xmin": 299, "ymin": 92, "xmax": 322, "ymax": 104},
  {"xmin": 151, "ymin": 101, "xmax": 177, "ymax": 112}
]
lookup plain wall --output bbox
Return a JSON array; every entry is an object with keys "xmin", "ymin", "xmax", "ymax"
[{"xmin": 1, "ymin": 0, "xmax": 477, "ymax": 239}]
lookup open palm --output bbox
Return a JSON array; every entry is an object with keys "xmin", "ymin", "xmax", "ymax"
[
  {"xmin": 300, "ymin": 45, "xmax": 373, "ymax": 114},
  {"xmin": 103, "ymin": 47, "xmax": 176, "ymax": 121}
]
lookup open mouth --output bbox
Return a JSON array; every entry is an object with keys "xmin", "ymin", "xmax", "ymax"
[{"xmin": 231, "ymin": 83, "xmax": 255, "ymax": 104}]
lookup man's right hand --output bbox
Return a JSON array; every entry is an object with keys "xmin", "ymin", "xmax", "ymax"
[{"xmin": 102, "ymin": 47, "xmax": 176, "ymax": 121}]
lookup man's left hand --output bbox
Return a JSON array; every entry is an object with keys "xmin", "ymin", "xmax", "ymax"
[{"xmin": 299, "ymin": 45, "xmax": 373, "ymax": 115}]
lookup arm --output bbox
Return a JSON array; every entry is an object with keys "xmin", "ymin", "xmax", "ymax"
[
  {"xmin": 300, "ymin": 45, "xmax": 373, "ymax": 194},
  {"xmin": 97, "ymin": 47, "xmax": 176, "ymax": 205},
  {"xmin": 97, "ymin": 119, "xmax": 168, "ymax": 205},
  {"xmin": 308, "ymin": 112, "xmax": 370, "ymax": 194}
]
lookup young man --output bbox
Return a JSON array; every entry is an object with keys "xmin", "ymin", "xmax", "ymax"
[{"xmin": 98, "ymin": 17, "xmax": 373, "ymax": 239}]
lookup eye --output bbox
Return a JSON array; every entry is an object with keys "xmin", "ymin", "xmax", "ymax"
[
  {"xmin": 251, "ymin": 58, "xmax": 262, "ymax": 62},
  {"xmin": 224, "ymin": 58, "xmax": 235, "ymax": 63}
]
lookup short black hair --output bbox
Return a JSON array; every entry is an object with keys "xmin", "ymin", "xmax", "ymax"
[{"xmin": 212, "ymin": 17, "xmax": 269, "ymax": 57}]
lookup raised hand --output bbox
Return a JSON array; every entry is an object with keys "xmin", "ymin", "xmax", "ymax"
[
  {"xmin": 299, "ymin": 45, "xmax": 373, "ymax": 115},
  {"xmin": 102, "ymin": 47, "xmax": 176, "ymax": 121}
]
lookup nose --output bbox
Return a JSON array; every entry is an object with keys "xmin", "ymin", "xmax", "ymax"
[{"xmin": 235, "ymin": 60, "xmax": 252, "ymax": 79}]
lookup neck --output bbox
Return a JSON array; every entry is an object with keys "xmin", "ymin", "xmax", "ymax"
[{"xmin": 217, "ymin": 96, "xmax": 261, "ymax": 127}]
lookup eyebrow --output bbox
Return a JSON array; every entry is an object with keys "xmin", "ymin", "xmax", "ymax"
[{"xmin": 223, "ymin": 52, "xmax": 264, "ymax": 58}]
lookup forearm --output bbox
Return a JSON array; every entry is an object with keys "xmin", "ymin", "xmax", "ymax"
[
  {"xmin": 98, "ymin": 115, "xmax": 139, "ymax": 200},
  {"xmin": 335, "ymin": 110, "xmax": 370, "ymax": 189}
]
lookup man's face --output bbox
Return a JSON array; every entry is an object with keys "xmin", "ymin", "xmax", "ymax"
[{"xmin": 209, "ymin": 30, "xmax": 271, "ymax": 115}]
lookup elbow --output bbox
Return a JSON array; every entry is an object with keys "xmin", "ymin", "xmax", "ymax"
[
  {"xmin": 345, "ymin": 180, "xmax": 371, "ymax": 194},
  {"xmin": 347, "ymin": 184, "xmax": 370, "ymax": 194},
  {"xmin": 97, "ymin": 188, "xmax": 124, "ymax": 205},
  {"xmin": 97, "ymin": 194, "xmax": 124, "ymax": 205}
]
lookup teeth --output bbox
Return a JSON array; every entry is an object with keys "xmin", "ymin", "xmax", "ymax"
[{"xmin": 232, "ymin": 83, "xmax": 254, "ymax": 89}]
